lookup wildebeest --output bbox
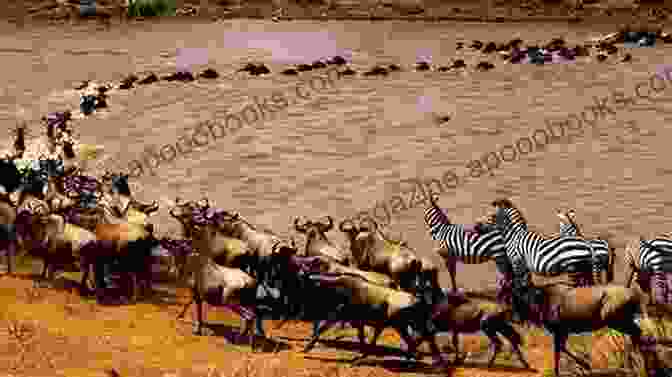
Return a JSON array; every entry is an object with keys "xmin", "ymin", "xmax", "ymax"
[
  {"xmin": 186, "ymin": 221, "xmax": 291, "ymax": 343},
  {"xmin": 412, "ymin": 291, "xmax": 530, "ymax": 368},
  {"xmin": 294, "ymin": 216, "xmax": 351, "ymax": 265},
  {"xmin": 180, "ymin": 251, "xmax": 259, "ymax": 338},
  {"xmin": 514, "ymin": 282, "xmax": 666, "ymax": 376},
  {"xmin": 0, "ymin": 158, "xmax": 23, "ymax": 274},
  {"xmin": 300, "ymin": 272, "xmax": 432, "ymax": 361},
  {"xmin": 338, "ymin": 217, "xmax": 423, "ymax": 292}
]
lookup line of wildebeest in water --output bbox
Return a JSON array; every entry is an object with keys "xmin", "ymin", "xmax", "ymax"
[
  {"xmin": 2, "ymin": 126, "xmax": 672, "ymax": 376},
  {"xmin": 73, "ymin": 31, "xmax": 662, "ymax": 115}
]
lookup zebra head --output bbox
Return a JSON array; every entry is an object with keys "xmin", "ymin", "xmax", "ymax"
[
  {"xmin": 490, "ymin": 199, "xmax": 530, "ymax": 281},
  {"xmin": 490, "ymin": 199, "xmax": 528, "ymax": 237}
]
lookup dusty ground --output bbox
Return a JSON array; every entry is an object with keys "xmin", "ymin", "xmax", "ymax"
[{"xmin": 2, "ymin": 3, "xmax": 672, "ymax": 376}]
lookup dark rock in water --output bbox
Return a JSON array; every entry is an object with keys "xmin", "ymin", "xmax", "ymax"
[
  {"xmin": 596, "ymin": 54, "xmax": 607, "ymax": 62},
  {"xmin": 75, "ymin": 81, "xmax": 90, "ymax": 90},
  {"xmin": 311, "ymin": 61, "xmax": 327, "ymax": 69},
  {"xmin": 138, "ymin": 73, "xmax": 158, "ymax": 85},
  {"xmin": 339, "ymin": 67, "xmax": 356, "ymax": 76},
  {"xmin": 483, "ymin": 42, "xmax": 497, "ymax": 54},
  {"xmin": 388, "ymin": 64, "xmax": 401, "ymax": 71},
  {"xmin": 297, "ymin": 64, "xmax": 313, "ymax": 72},
  {"xmin": 415, "ymin": 61, "xmax": 431, "ymax": 71},
  {"xmin": 470, "ymin": 40, "xmax": 483, "ymax": 50},
  {"xmin": 281, "ymin": 68, "xmax": 298, "ymax": 75},
  {"xmin": 327, "ymin": 56, "xmax": 347, "ymax": 65},
  {"xmin": 622, "ymin": 53, "xmax": 632, "ymax": 62},
  {"xmin": 456, "ymin": 42, "xmax": 464, "ymax": 50},
  {"xmin": 80, "ymin": 95, "xmax": 97, "ymax": 115},
  {"xmin": 451, "ymin": 59, "xmax": 466, "ymax": 69},
  {"xmin": 363, "ymin": 66, "xmax": 388, "ymax": 76},
  {"xmin": 199, "ymin": 68, "xmax": 219, "ymax": 79},
  {"xmin": 476, "ymin": 61, "xmax": 494, "ymax": 71}
]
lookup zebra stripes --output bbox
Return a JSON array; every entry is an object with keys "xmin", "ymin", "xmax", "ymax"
[
  {"xmin": 556, "ymin": 210, "xmax": 614, "ymax": 284},
  {"xmin": 490, "ymin": 201, "xmax": 596, "ymax": 285},
  {"xmin": 624, "ymin": 237, "xmax": 672, "ymax": 287},
  {"xmin": 424, "ymin": 198, "xmax": 509, "ymax": 290}
]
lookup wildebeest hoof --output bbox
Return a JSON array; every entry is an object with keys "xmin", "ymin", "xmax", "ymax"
[{"xmin": 192, "ymin": 325, "xmax": 214, "ymax": 336}]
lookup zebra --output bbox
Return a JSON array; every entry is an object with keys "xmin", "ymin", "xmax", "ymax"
[
  {"xmin": 424, "ymin": 196, "xmax": 511, "ymax": 292},
  {"xmin": 487, "ymin": 199, "xmax": 597, "ymax": 288},
  {"xmin": 624, "ymin": 235, "xmax": 672, "ymax": 305},
  {"xmin": 556, "ymin": 209, "xmax": 615, "ymax": 284}
]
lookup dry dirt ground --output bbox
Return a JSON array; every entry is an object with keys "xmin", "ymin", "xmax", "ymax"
[{"xmin": 3, "ymin": 3, "xmax": 672, "ymax": 376}]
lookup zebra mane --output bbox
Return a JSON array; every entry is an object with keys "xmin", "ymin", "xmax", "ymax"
[{"xmin": 425, "ymin": 197, "xmax": 451, "ymax": 225}]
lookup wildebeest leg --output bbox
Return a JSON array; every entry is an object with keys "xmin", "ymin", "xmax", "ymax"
[
  {"xmin": 192, "ymin": 294, "xmax": 206, "ymax": 335},
  {"xmin": 481, "ymin": 322, "xmax": 504, "ymax": 367},
  {"xmin": 303, "ymin": 319, "xmax": 338, "ymax": 353},
  {"xmin": 177, "ymin": 298, "xmax": 193, "ymax": 319},
  {"xmin": 447, "ymin": 256, "xmax": 458, "ymax": 291},
  {"xmin": 553, "ymin": 331, "xmax": 589, "ymax": 375},
  {"xmin": 356, "ymin": 321, "xmax": 366, "ymax": 346},
  {"xmin": 5, "ymin": 240, "xmax": 15, "ymax": 274},
  {"xmin": 494, "ymin": 318, "xmax": 530, "ymax": 368}
]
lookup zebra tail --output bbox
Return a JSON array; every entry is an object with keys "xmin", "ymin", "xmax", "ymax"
[{"xmin": 607, "ymin": 247, "xmax": 615, "ymax": 284}]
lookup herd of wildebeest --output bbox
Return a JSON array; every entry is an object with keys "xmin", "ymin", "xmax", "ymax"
[
  {"xmin": 4, "ymin": 29, "xmax": 672, "ymax": 376},
  {"xmin": 2, "ymin": 113, "xmax": 672, "ymax": 377}
]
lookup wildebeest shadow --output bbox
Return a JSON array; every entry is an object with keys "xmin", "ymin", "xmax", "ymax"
[
  {"xmin": 299, "ymin": 338, "xmax": 407, "ymax": 358},
  {"xmin": 303, "ymin": 355, "xmax": 454, "ymax": 375},
  {"xmin": 205, "ymin": 323, "xmax": 292, "ymax": 353},
  {"xmin": 445, "ymin": 358, "xmax": 537, "ymax": 373}
]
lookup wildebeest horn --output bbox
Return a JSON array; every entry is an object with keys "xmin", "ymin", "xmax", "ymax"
[
  {"xmin": 322, "ymin": 216, "xmax": 334, "ymax": 231},
  {"xmin": 339, "ymin": 218, "xmax": 356, "ymax": 233},
  {"xmin": 294, "ymin": 217, "xmax": 308, "ymax": 233},
  {"xmin": 359, "ymin": 216, "xmax": 378, "ymax": 232}
]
